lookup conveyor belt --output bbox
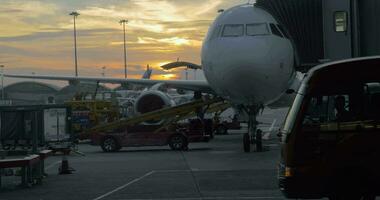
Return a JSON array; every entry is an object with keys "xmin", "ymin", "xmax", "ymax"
[{"xmin": 87, "ymin": 97, "xmax": 229, "ymax": 133}]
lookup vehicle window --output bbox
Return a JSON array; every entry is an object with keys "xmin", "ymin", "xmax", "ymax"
[
  {"xmin": 364, "ymin": 82, "xmax": 380, "ymax": 119},
  {"xmin": 282, "ymin": 93, "xmax": 304, "ymax": 133},
  {"xmin": 302, "ymin": 94, "xmax": 353, "ymax": 126},
  {"xmin": 270, "ymin": 23, "xmax": 283, "ymax": 38},
  {"xmin": 246, "ymin": 23, "xmax": 269, "ymax": 36},
  {"xmin": 296, "ymin": 94, "xmax": 358, "ymax": 161},
  {"xmin": 222, "ymin": 24, "xmax": 244, "ymax": 37}
]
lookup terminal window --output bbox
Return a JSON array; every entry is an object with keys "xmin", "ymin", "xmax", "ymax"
[{"xmin": 335, "ymin": 11, "xmax": 348, "ymax": 32}]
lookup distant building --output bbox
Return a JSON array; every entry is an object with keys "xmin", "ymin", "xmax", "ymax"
[
  {"xmin": 3, "ymin": 81, "xmax": 114, "ymax": 105},
  {"xmin": 55, "ymin": 82, "xmax": 112, "ymax": 103},
  {"xmin": 3, "ymin": 81, "xmax": 60, "ymax": 105}
]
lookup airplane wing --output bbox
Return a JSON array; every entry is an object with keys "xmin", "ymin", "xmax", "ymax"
[{"xmin": 4, "ymin": 74, "xmax": 214, "ymax": 93}]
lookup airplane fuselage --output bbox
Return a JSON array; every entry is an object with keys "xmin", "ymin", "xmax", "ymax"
[{"xmin": 202, "ymin": 4, "xmax": 295, "ymax": 107}]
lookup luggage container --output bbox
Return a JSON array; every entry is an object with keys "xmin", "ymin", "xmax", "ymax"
[{"xmin": 0, "ymin": 105, "xmax": 72, "ymax": 151}]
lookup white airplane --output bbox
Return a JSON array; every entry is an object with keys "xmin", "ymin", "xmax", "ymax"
[{"xmin": 4, "ymin": 4, "xmax": 301, "ymax": 152}]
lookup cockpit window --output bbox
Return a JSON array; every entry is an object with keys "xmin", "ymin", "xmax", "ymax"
[
  {"xmin": 212, "ymin": 25, "xmax": 222, "ymax": 40},
  {"xmin": 206, "ymin": 24, "xmax": 222, "ymax": 41},
  {"xmin": 222, "ymin": 24, "xmax": 244, "ymax": 37},
  {"xmin": 270, "ymin": 23, "xmax": 284, "ymax": 38},
  {"xmin": 246, "ymin": 23, "xmax": 269, "ymax": 36},
  {"xmin": 277, "ymin": 24, "xmax": 290, "ymax": 39}
]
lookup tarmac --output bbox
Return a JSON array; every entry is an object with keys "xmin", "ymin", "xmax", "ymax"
[{"xmin": 0, "ymin": 108, "xmax": 309, "ymax": 200}]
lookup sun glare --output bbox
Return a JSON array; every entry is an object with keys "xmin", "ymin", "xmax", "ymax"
[
  {"xmin": 161, "ymin": 74, "xmax": 177, "ymax": 80},
  {"xmin": 171, "ymin": 38, "xmax": 191, "ymax": 46}
]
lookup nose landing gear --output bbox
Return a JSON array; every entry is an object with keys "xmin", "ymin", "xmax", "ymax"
[{"xmin": 242, "ymin": 105, "xmax": 263, "ymax": 153}]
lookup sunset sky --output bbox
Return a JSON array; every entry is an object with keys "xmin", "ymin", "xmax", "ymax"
[{"xmin": 0, "ymin": 0, "xmax": 248, "ymax": 86}]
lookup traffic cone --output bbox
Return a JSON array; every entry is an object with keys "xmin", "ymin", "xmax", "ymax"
[{"xmin": 58, "ymin": 155, "xmax": 75, "ymax": 175}]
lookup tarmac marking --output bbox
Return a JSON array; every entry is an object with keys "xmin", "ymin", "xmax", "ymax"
[
  {"xmin": 92, "ymin": 171, "xmax": 155, "ymax": 200},
  {"xmin": 208, "ymin": 150, "xmax": 236, "ymax": 154},
  {"xmin": 263, "ymin": 119, "xmax": 277, "ymax": 140},
  {"xmin": 115, "ymin": 196, "xmax": 283, "ymax": 200},
  {"xmin": 152, "ymin": 169, "xmax": 278, "ymax": 173},
  {"xmin": 45, "ymin": 161, "xmax": 61, "ymax": 170}
]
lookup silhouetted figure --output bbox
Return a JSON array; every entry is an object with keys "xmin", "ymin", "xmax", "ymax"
[{"xmin": 335, "ymin": 95, "xmax": 351, "ymax": 122}]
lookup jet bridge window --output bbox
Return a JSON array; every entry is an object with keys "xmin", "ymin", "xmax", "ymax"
[
  {"xmin": 222, "ymin": 24, "xmax": 244, "ymax": 37},
  {"xmin": 334, "ymin": 11, "xmax": 348, "ymax": 32},
  {"xmin": 246, "ymin": 23, "xmax": 269, "ymax": 36}
]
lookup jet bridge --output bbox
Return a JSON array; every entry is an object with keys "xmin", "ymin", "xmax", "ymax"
[{"xmin": 255, "ymin": 0, "xmax": 380, "ymax": 71}]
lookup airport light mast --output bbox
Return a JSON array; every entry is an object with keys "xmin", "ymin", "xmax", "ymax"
[
  {"xmin": 119, "ymin": 19, "xmax": 128, "ymax": 79},
  {"xmin": 0, "ymin": 65, "xmax": 4, "ymax": 100},
  {"xmin": 101, "ymin": 66, "xmax": 106, "ymax": 77},
  {"xmin": 70, "ymin": 11, "xmax": 80, "ymax": 77}
]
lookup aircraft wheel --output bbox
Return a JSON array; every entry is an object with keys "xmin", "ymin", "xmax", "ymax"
[
  {"xmin": 243, "ymin": 133, "xmax": 250, "ymax": 152},
  {"xmin": 101, "ymin": 137, "xmax": 120, "ymax": 152}
]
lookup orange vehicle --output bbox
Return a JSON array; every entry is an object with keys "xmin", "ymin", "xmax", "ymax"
[{"xmin": 90, "ymin": 119, "xmax": 213, "ymax": 152}]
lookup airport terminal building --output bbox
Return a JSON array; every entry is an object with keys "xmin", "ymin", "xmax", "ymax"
[
  {"xmin": 3, "ymin": 82, "xmax": 60, "ymax": 105},
  {"xmin": 2, "ymin": 82, "xmax": 112, "ymax": 105}
]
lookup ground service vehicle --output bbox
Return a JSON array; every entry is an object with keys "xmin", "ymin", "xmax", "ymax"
[
  {"xmin": 66, "ymin": 100, "xmax": 120, "ymax": 139},
  {"xmin": 91, "ymin": 119, "xmax": 213, "ymax": 152},
  {"xmin": 278, "ymin": 57, "xmax": 380, "ymax": 200},
  {"xmin": 214, "ymin": 114, "xmax": 241, "ymax": 135}
]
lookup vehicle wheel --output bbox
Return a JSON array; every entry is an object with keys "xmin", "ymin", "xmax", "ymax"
[
  {"xmin": 101, "ymin": 137, "xmax": 120, "ymax": 152},
  {"xmin": 169, "ymin": 135, "xmax": 187, "ymax": 151},
  {"xmin": 216, "ymin": 125, "xmax": 228, "ymax": 135},
  {"xmin": 243, "ymin": 133, "xmax": 250, "ymax": 152}
]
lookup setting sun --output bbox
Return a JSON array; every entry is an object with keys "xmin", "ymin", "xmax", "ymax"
[{"xmin": 160, "ymin": 74, "xmax": 177, "ymax": 80}]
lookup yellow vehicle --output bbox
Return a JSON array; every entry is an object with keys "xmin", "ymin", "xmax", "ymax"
[
  {"xmin": 278, "ymin": 57, "xmax": 380, "ymax": 200},
  {"xmin": 65, "ymin": 100, "xmax": 120, "ymax": 138}
]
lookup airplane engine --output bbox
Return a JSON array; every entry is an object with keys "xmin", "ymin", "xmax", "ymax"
[{"xmin": 134, "ymin": 90, "xmax": 175, "ymax": 115}]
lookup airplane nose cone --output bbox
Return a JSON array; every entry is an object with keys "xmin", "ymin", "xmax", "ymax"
[{"xmin": 202, "ymin": 38, "xmax": 290, "ymax": 105}]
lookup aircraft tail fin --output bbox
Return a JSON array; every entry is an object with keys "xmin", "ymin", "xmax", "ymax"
[{"xmin": 142, "ymin": 64, "xmax": 153, "ymax": 79}]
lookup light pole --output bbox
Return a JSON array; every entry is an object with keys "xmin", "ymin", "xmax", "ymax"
[
  {"xmin": 101, "ymin": 66, "xmax": 106, "ymax": 77},
  {"xmin": 70, "ymin": 11, "xmax": 80, "ymax": 77},
  {"xmin": 0, "ymin": 65, "xmax": 4, "ymax": 100},
  {"xmin": 119, "ymin": 19, "xmax": 128, "ymax": 79}
]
